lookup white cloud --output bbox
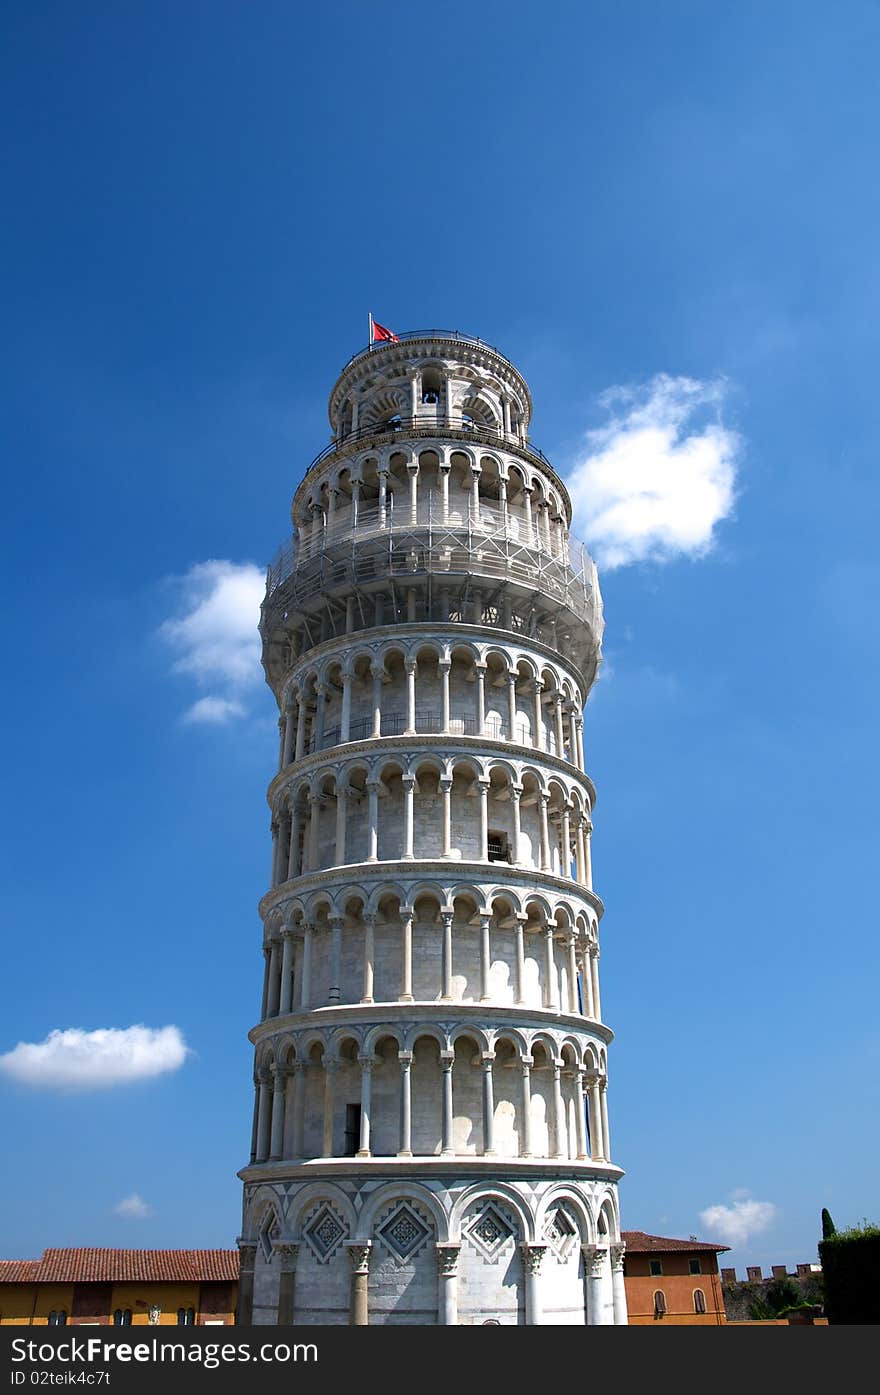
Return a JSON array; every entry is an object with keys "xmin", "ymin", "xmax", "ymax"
[
  {"xmin": 0, "ymin": 1025, "xmax": 189, "ymax": 1091},
  {"xmin": 114, "ymin": 1194, "xmax": 153, "ymax": 1219},
  {"xmin": 159, "ymin": 560, "xmax": 264, "ymax": 722},
  {"xmin": 182, "ymin": 695, "xmax": 247, "ymax": 725},
  {"xmin": 699, "ymin": 1193, "xmax": 778, "ymax": 1248},
  {"xmin": 567, "ymin": 374, "xmax": 740, "ymax": 569}
]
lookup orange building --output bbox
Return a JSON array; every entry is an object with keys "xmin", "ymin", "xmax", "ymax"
[
  {"xmin": 622, "ymin": 1231, "xmax": 729, "ymax": 1325},
  {"xmin": 0, "ymin": 1250, "xmax": 237, "ymax": 1326}
]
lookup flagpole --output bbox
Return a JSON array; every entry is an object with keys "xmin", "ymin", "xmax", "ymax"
[{"xmin": 368, "ymin": 312, "xmax": 373, "ymax": 350}]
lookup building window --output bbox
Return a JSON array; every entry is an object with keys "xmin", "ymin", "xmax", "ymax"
[
  {"xmin": 693, "ymin": 1289, "xmax": 707, "ymax": 1314},
  {"xmin": 177, "ymin": 1308, "xmax": 195, "ymax": 1326},
  {"xmin": 487, "ymin": 832, "xmax": 510, "ymax": 863},
  {"xmin": 649, "ymin": 1259, "xmax": 663, "ymax": 1276},
  {"xmin": 343, "ymin": 1103, "xmax": 362, "ymax": 1156},
  {"xmin": 48, "ymin": 1311, "xmax": 67, "ymax": 1326},
  {"xmin": 689, "ymin": 1258, "xmax": 702, "ymax": 1275},
  {"xmin": 113, "ymin": 1309, "xmax": 132, "ymax": 1326},
  {"xmin": 653, "ymin": 1290, "xmax": 667, "ymax": 1318}
]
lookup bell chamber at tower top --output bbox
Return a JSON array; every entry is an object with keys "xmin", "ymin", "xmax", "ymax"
[{"xmin": 259, "ymin": 332, "xmax": 604, "ymax": 691}]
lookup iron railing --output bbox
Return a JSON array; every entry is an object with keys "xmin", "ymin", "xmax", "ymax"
[
  {"xmin": 304, "ymin": 414, "xmax": 553, "ymax": 477},
  {"xmin": 337, "ymin": 329, "xmax": 523, "ymax": 377},
  {"xmin": 314, "ymin": 713, "xmax": 561, "ymax": 754}
]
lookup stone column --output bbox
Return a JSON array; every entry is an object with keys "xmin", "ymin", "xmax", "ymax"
[
  {"xmin": 361, "ymin": 913, "xmax": 375, "ymax": 1004},
  {"xmin": 532, "ymin": 680, "xmax": 544, "ymax": 751},
  {"xmin": 560, "ymin": 803, "xmax": 572, "ymax": 878},
  {"xmin": 521, "ymin": 1244, "xmax": 547, "ymax": 1325},
  {"xmin": 256, "ymin": 1069, "xmax": 272, "ymax": 1162},
  {"xmin": 584, "ymin": 1246, "xmax": 606, "ymax": 1325},
  {"xmin": 299, "ymin": 923, "xmax": 313, "ymax": 1009},
  {"xmin": 581, "ymin": 945, "xmax": 595, "ymax": 1018},
  {"xmin": 440, "ymin": 1053, "xmax": 454, "ymax": 1154},
  {"xmin": 273, "ymin": 1241, "xmax": 299, "ymax": 1326},
  {"xmin": 314, "ymin": 684, "xmax": 328, "ymax": 749},
  {"xmin": 328, "ymin": 915, "xmax": 344, "ymax": 1004},
  {"xmin": 267, "ymin": 941, "xmax": 281, "ymax": 1017},
  {"xmin": 551, "ymin": 1060, "xmax": 566, "ymax": 1158},
  {"xmin": 575, "ymin": 817, "xmax": 587, "ymax": 885},
  {"xmin": 399, "ymin": 906, "xmax": 414, "ymax": 1001},
  {"xmin": 566, "ymin": 931, "xmax": 579, "ymax": 1013},
  {"xmin": 481, "ymin": 1053, "xmax": 496, "ymax": 1156},
  {"xmin": 590, "ymin": 946, "xmax": 602, "ymax": 1022},
  {"xmin": 523, "ymin": 486, "xmax": 533, "ymax": 541},
  {"xmin": 538, "ymin": 794, "xmax": 551, "ymax": 871},
  {"xmin": 351, "ymin": 477, "xmax": 361, "ymax": 526},
  {"xmin": 543, "ymin": 926, "xmax": 557, "ymax": 1009},
  {"xmin": 600, "ymin": 1080, "xmax": 611, "ymax": 1162},
  {"xmin": 405, "ymin": 660, "xmax": 417, "ymax": 734},
  {"xmin": 249, "ymin": 1079, "xmax": 259, "ymax": 1163},
  {"xmin": 567, "ymin": 706, "xmax": 578, "ymax": 764},
  {"xmin": 235, "ymin": 1241, "xmax": 257, "ymax": 1325},
  {"xmin": 346, "ymin": 1243, "xmax": 372, "ymax": 1326},
  {"xmin": 334, "ymin": 785, "xmax": 347, "ymax": 865},
  {"xmin": 403, "ymin": 774, "xmax": 416, "ymax": 859},
  {"xmin": 436, "ymin": 1245, "xmax": 461, "ymax": 1325},
  {"xmin": 610, "ymin": 1244, "xmax": 628, "ymax": 1325},
  {"xmin": 357, "ymin": 1057, "xmax": 373, "ymax": 1157},
  {"xmin": 511, "ymin": 783, "xmax": 523, "ymax": 864},
  {"xmin": 479, "ymin": 913, "xmax": 492, "ymax": 1000},
  {"xmin": 514, "ymin": 914, "xmax": 526, "ymax": 1004},
  {"xmin": 279, "ymin": 927, "xmax": 295, "ymax": 1015},
  {"xmin": 440, "ymin": 778, "xmax": 452, "ymax": 857},
  {"xmin": 269, "ymin": 1065, "xmax": 286, "ymax": 1161},
  {"xmin": 260, "ymin": 947, "xmax": 270, "ymax": 1021},
  {"xmin": 371, "ymin": 666, "xmax": 383, "ymax": 738},
  {"xmin": 340, "ymin": 670, "xmax": 352, "ymax": 743},
  {"xmin": 575, "ymin": 1070, "xmax": 588, "ymax": 1159},
  {"xmin": 294, "ymin": 694, "xmax": 306, "ymax": 760},
  {"xmin": 440, "ymin": 465, "xmax": 450, "ymax": 522},
  {"xmin": 499, "ymin": 475, "xmax": 509, "ymax": 528},
  {"xmin": 520, "ymin": 1057, "xmax": 533, "ymax": 1157},
  {"xmin": 507, "ymin": 671, "xmax": 517, "ymax": 741},
  {"xmin": 440, "ymin": 910, "xmax": 454, "ymax": 1000},
  {"xmin": 397, "ymin": 1050, "xmax": 413, "ymax": 1155},
  {"xmin": 589, "ymin": 1076, "xmax": 604, "ymax": 1160},
  {"xmin": 366, "ymin": 779, "xmax": 380, "ymax": 861},
  {"xmin": 270, "ymin": 819, "xmax": 281, "ymax": 888},
  {"xmin": 470, "ymin": 466, "xmax": 481, "ymax": 520},
  {"xmin": 583, "ymin": 820, "xmax": 593, "ymax": 890},
  {"xmin": 475, "ymin": 663, "xmax": 486, "ymax": 732},
  {"xmin": 576, "ymin": 715, "xmax": 585, "ymax": 771},
  {"xmin": 287, "ymin": 804, "xmax": 301, "ymax": 880},
  {"xmin": 439, "ymin": 661, "xmax": 451, "ymax": 732},
  {"xmin": 322, "ymin": 1059, "xmax": 337, "ymax": 1157},
  {"xmin": 291, "ymin": 1062, "xmax": 306, "ymax": 1157},
  {"xmin": 378, "ymin": 468, "xmax": 388, "ymax": 526},
  {"xmin": 282, "ymin": 707, "xmax": 295, "ymax": 767}
]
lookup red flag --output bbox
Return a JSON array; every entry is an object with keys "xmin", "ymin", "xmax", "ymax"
[{"xmin": 371, "ymin": 318, "xmax": 399, "ymax": 343}]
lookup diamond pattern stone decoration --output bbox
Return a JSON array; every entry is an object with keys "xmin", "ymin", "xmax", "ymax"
[
  {"xmin": 466, "ymin": 1204, "xmax": 515, "ymax": 1263},
  {"xmin": 258, "ymin": 1212, "xmax": 280, "ymax": 1263},
  {"xmin": 377, "ymin": 1203, "xmax": 432, "ymax": 1263},
  {"xmin": 544, "ymin": 1206, "xmax": 578, "ymax": 1261},
  {"xmin": 303, "ymin": 1204, "xmax": 346, "ymax": 1263}
]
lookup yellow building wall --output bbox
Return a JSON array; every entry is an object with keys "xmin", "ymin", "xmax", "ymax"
[
  {"xmin": 1, "ymin": 1284, "xmax": 73, "ymax": 1325},
  {"xmin": 109, "ymin": 1283, "xmax": 201, "ymax": 1325}
]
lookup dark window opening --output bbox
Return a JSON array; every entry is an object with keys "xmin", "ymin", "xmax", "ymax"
[
  {"xmin": 689, "ymin": 1258, "xmax": 702, "ymax": 1275},
  {"xmin": 649, "ymin": 1259, "xmax": 663, "ymax": 1277},
  {"xmin": 487, "ymin": 831, "xmax": 510, "ymax": 863},
  {"xmin": 48, "ymin": 1312, "xmax": 67, "ymax": 1326},
  {"xmin": 694, "ymin": 1289, "xmax": 707, "ymax": 1314},
  {"xmin": 177, "ymin": 1308, "xmax": 195, "ymax": 1326},
  {"xmin": 344, "ymin": 1103, "xmax": 362, "ymax": 1156},
  {"xmin": 653, "ymin": 1290, "xmax": 667, "ymax": 1318},
  {"xmin": 113, "ymin": 1309, "xmax": 132, "ymax": 1326}
]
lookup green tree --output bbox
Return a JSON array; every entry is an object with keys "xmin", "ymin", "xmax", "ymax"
[{"xmin": 821, "ymin": 1208, "xmax": 836, "ymax": 1240}]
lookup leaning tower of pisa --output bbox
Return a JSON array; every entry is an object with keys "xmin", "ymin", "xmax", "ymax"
[{"xmin": 236, "ymin": 330, "xmax": 628, "ymax": 1326}]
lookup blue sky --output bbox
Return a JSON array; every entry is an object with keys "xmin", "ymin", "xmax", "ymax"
[{"xmin": 1, "ymin": 0, "xmax": 878, "ymax": 1274}]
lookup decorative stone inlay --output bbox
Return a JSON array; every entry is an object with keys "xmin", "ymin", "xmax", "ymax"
[
  {"xmin": 303, "ymin": 1203, "xmax": 347, "ymax": 1263},
  {"xmin": 376, "ymin": 1202, "xmax": 432, "ymax": 1263},
  {"xmin": 465, "ymin": 1204, "xmax": 516, "ymax": 1263},
  {"xmin": 258, "ymin": 1212, "xmax": 280, "ymax": 1262},
  {"xmin": 544, "ymin": 1205, "xmax": 578, "ymax": 1261}
]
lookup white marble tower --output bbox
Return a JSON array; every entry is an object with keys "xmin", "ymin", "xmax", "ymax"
[{"xmin": 236, "ymin": 330, "xmax": 627, "ymax": 1325}]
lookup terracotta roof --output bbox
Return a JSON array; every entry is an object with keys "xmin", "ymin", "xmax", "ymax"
[
  {"xmin": 0, "ymin": 1261, "xmax": 40, "ymax": 1283},
  {"xmin": 622, "ymin": 1230, "xmax": 730, "ymax": 1254},
  {"xmin": 0, "ymin": 1251, "xmax": 239, "ymax": 1284}
]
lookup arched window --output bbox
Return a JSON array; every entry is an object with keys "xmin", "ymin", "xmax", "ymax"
[
  {"xmin": 113, "ymin": 1309, "xmax": 132, "ymax": 1326},
  {"xmin": 653, "ymin": 1290, "xmax": 667, "ymax": 1318},
  {"xmin": 177, "ymin": 1307, "xmax": 195, "ymax": 1326},
  {"xmin": 48, "ymin": 1311, "xmax": 67, "ymax": 1326},
  {"xmin": 693, "ymin": 1289, "xmax": 707, "ymax": 1314}
]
